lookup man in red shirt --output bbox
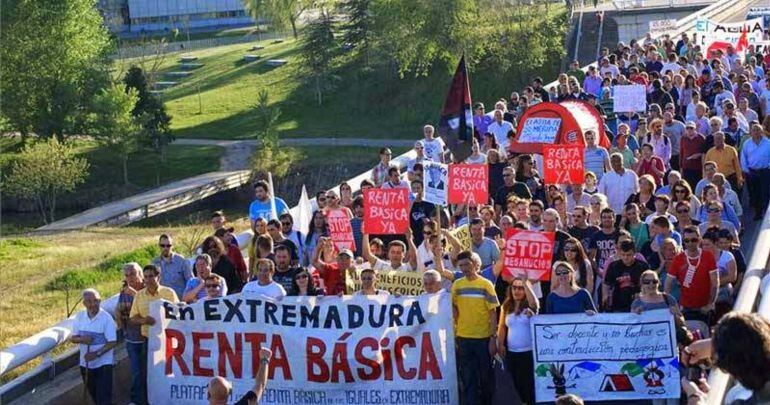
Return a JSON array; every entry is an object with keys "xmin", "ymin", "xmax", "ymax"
[
  {"xmin": 679, "ymin": 122, "xmax": 706, "ymax": 189},
  {"xmin": 312, "ymin": 237, "xmax": 355, "ymax": 295},
  {"xmin": 665, "ymin": 225, "xmax": 719, "ymax": 324}
]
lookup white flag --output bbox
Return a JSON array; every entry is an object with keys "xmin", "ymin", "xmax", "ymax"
[
  {"xmin": 267, "ymin": 172, "xmax": 277, "ymax": 220},
  {"xmin": 296, "ymin": 185, "xmax": 312, "ymax": 234}
]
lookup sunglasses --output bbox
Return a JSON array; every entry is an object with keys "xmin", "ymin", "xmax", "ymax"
[
  {"xmin": 707, "ymin": 208, "xmax": 721, "ymax": 213},
  {"xmin": 296, "ymin": 274, "xmax": 309, "ymax": 279},
  {"xmin": 642, "ymin": 279, "xmax": 658, "ymax": 285},
  {"xmin": 281, "ymin": 221, "xmax": 292, "ymax": 226},
  {"xmin": 423, "ymin": 231, "xmax": 433, "ymax": 236},
  {"xmin": 318, "ymin": 198, "xmax": 327, "ymax": 202},
  {"xmin": 684, "ymin": 238, "xmax": 700, "ymax": 243},
  {"xmin": 205, "ymin": 284, "xmax": 221, "ymax": 289},
  {"xmin": 159, "ymin": 243, "xmax": 172, "ymax": 248},
  {"xmin": 565, "ymin": 247, "xmax": 578, "ymax": 252},
  {"xmin": 674, "ymin": 189, "xmax": 686, "ymax": 193},
  {"xmin": 555, "ymin": 271, "xmax": 571, "ymax": 276}
]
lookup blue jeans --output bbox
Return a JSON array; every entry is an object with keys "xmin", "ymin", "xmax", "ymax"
[
  {"xmin": 457, "ymin": 337, "xmax": 495, "ymax": 405},
  {"xmin": 127, "ymin": 341, "xmax": 147, "ymax": 405},
  {"xmin": 80, "ymin": 365, "xmax": 113, "ymax": 405}
]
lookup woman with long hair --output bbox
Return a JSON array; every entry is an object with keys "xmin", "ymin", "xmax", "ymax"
[
  {"xmin": 303, "ymin": 210, "xmax": 329, "ymax": 266},
  {"xmin": 588, "ymin": 194, "xmax": 608, "ymax": 227},
  {"xmin": 625, "ymin": 174, "xmax": 656, "ymax": 218},
  {"xmin": 202, "ymin": 235, "xmax": 243, "ymax": 294},
  {"xmin": 496, "ymin": 278, "xmax": 539, "ymax": 405},
  {"xmin": 584, "ymin": 171, "xmax": 599, "ymax": 195},
  {"xmin": 515, "ymin": 154, "xmax": 543, "ymax": 199},
  {"xmin": 288, "ymin": 268, "xmax": 323, "ymax": 296},
  {"xmin": 481, "ymin": 132, "xmax": 499, "ymax": 155},
  {"xmin": 545, "ymin": 261, "xmax": 597, "ymax": 314},
  {"xmin": 562, "ymin": 238, "xmax": 594, "ymax": 294},
  {"xmin": 487, "ymin": 150, "xmax": 507, "ymax": 193},
  {"xmin": 697, "ymin": 184, "xmax": 740, "ymax": 229},
  {"xmin": 339, "ymin": 182, "xmax": 354, "ymax": 209},
  {"xmin": 631, "ymin": 269, "xmax": 681, "ymax": 315},
  {"xmin": 669, "ymin": 179, "xmax": 701, "ymax": 221}
]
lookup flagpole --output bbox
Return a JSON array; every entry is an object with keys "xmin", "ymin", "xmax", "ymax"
[{"xmin": 268, "ymin": 172, "xmax": 277, "ymax": 220}]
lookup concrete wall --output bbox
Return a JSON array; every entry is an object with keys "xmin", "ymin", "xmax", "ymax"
[{"xmin": 611, "ymin": 6, "xmax": 706, "ymax": 43}]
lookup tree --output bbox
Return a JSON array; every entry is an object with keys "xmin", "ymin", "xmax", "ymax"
[
  {"xmin": 4, "ymin": 138, "xmax": 89, "ymax": 224},
  {"xmin": 243, "ymin": 0, "xmax": 313, "ymax": 39},
  {"xmin": 89, "ymin": 84, "xmax": 143, "ymax": 187},
  {"xmin": 124, "ymin": 66, "xmax": 174, "ymax": 185},
  {"xmin": 250, "ymin": 89, "xmax": 298, "ymax": 177},
  {"xmin": 340, "ymin": 0, "xmax": 373, "ymax": 64},
  {"xmin": 0, "ymin": 0, "xmax": 112, "ymax": 141},
  {"xmin": 301, "ymin": 10, "xmax": 338, "ymax": 106}
]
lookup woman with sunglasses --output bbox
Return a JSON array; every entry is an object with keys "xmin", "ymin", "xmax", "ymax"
[
  {"xmin": 562, "ymin": 238, "xmax": 594, "ymax": 295},
  {"xmin": 631, "ymin": 270, "xmax": 681, "ymax": 315},
  {"xmin": 698, "ymin": 201, "xmax": 740, "ymax": 245},
  {"xmin": 354, "ymin": 268, "xmax": 390, "ymax": 296},
  {"xmin": 545, "ymin": 262, "xmax": 597, "ymax": 315},
  {"xmin": 697, "ymin": 185, "xmax": 740, "ymax": 230},
  {"xmin": 496, "ymin": 278, "xmax": 539, "ymax": 405},
  {"xmin": 288, "ymin": 269, "xmax": 323, "ymax": 296},
  {"xmin": 668, "ymin": 180, "xmax": 700, "ymax": 221}
]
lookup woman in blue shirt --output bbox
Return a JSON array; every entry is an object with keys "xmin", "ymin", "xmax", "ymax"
[{"xmin": 545, "ymin": 261, "xmax": 597, "ymax": 314}]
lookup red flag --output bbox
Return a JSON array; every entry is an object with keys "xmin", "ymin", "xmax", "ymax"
[
  {"xmin": 438, "ymin": 55, "xmax": 474, "ymax": 163},
  {"xmin": 736, "ymin": 28, "xmax": 749, "ymax": 53}
]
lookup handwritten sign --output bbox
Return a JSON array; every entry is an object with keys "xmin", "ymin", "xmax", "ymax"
[
  {"xmin": 503, "ymin": 229, "xmax": 554, "ymax": 281},
  {"xmin": 447, "ymin": 164, "xmax": 488, "ymax": 205},
  {"xmin": 543, "ymin": 145, "xmax": 584, "ymax": 185},
  {"xmin": 423, "ymin": 161, "xmax": 448, "ymax": 206},
  {"xmin": 326, "ymin": 209, "xmax": 355, "ymax": 252},
  {"xmin": 345, "ymin": 267, "xmax": 424, "ymax": 295},
  {"xmin": 531, "ymin": 310, "xmax": 679, "ymax": 402},
  {"xmin": 449, "ymin": 224, "xmax": 471, "ymax": 253},
  {"xmin": 612, "ymin": 85, "xmax": 647, "ymax": 113},
  {"xmin": 648, "ymin": 19, "xmax": 677, "ymax": 35},
  {"xmin": 519, "ymin": 117, "xmax": 561, "ymax": 144},
  {"xmin": 363, "ymin": 188, "xmax": 409, "ymax": 234}
]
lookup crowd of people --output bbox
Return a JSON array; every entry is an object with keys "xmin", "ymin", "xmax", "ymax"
[{"xmin": 66, "ymin": 29, "xmax": 770, "ymax": 405}]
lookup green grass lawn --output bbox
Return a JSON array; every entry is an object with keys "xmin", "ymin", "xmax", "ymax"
[{"xmin": 114, "ymin": 4, "xmax": 566, "ymax": 141}]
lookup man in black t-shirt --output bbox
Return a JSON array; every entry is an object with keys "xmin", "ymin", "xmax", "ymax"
[
  {"xmin": 589, "ymin": 208, "xmax": 621, "ymax": 272},
  {"xmin": 208, "ymin": 347, "xmax": 272, "ymax": 405},
  {"xmin": 603, "ymin": 240, "xmax": 648, "ymax": 312},
  {"xmin": 273, "ymin": 245, "xmax": 302, "ymax": 291},
  {"xmin": 267, "ymin": 219, "xmax": 300, "ymax": 265},
  {"xmin": 569, "ymin": 206, "xmax": 599, "ymax": 251},
  {"xmin": 494, "ymin": 166, "xmax": 532, "ymax": 217}
]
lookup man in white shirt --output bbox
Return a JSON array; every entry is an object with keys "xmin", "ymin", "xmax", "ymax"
[
  {"xmin": 380, "ymin": 167, "xmax": 410, "ymax": 190},
  {"xmin": 486, "ymin": 109, "xmax": 515, "ymax": 152},
  {"xmin": 70, "ymin": 288, "xmax": 117, "ymax": 405},
  {"xmin": 242, "ymin": 259, "xmax": 287, "ymax": 299},
  {"xmin": 598, "ymin": 153, "xmax": 639, "ymax": 213},
  {"xmin": 362, "ymin": 233, "xmax": 417, "ymax": 271},
  {"xmin": 422, "ymin": 124, "xmax": 446, "ymax": 163}
]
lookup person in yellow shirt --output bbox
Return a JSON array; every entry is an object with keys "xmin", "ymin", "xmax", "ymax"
[
  {"xmin": 129, "ymin": 264, "xmax": 178, "ymax": 404},
  {"xmin": 704, "ymin": 132, "xmax": 743, "ymax": 191},
  {"xmin": 451, "ymin": 250, "xmax": 499, "ymax": 405}
]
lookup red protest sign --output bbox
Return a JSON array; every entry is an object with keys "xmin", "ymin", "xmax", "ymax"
[
  {"xmin": 447, "ymin": 164, "xmax": 488, "ymax": 205},
  {"xmin": 502, "ymin": 229, "xmax": 555, "ymax": 281},
  {"xmin": 326, "ymin": 209, "xmax": 355, "ymax": 252},
  {"xmin": 543, "ymin": 144, "xmax": 584, "ymax": 185},
  {"xmin": 363, "ymin": 188, "xmax": 410, "ymax": 234}
]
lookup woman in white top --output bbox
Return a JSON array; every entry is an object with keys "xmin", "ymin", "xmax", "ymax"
[
  {"xmin": 496, "ymin": 278, "xmax": 539, "ymax": 405},
  {"xmin": 465, "ymin": 138, "xmax": 487, "ymax": 164}
]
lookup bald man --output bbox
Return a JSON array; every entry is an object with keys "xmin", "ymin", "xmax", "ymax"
[{"xmin": 208, "ymin": 347, "xmax": 272, "ymax": 405}]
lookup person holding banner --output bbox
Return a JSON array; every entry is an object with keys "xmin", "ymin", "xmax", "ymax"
[
  {"xmin": 452, "ymin": 250, "xmax": 499, "ymax": 405},
  {"xmin": 353, "ymin": 267, "xmax": 390, "ymax": 296},
  {"xmin": 312, "ymin": 240, "xmax": 355, "ymax": 295},
  {"xmin": 362, "ymin": 232, "xmax": 417, "ymax": 271},
  {"xmin": 545, "ymin": 261, "xmax": 596, "ymax": 314},
  {"xmin": 496, "ymin": 278, "xmax": 539, "ymax": 405},
  {"xmin": 241, "ymin": 259, "xmax": 287, "ymax": 300},
  {"xmin": 207, "ymin": 347, "xmax": 272, "ymax": 405}
]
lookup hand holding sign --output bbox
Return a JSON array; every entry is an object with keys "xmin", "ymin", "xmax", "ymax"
[
  {"xmin": 543, "ymin": 144, "xmax": 584, "ymax": 185},
  {"xmin": 448, "ymin": 164, "xmax": 488, "ymax": 205},
  {"xmin": 363, "ymin": 188, "xmax": 410, "ymax": 234},
  {"xmin": 503, "ymin": 228, "xmax": 555, "ymax": 281}
]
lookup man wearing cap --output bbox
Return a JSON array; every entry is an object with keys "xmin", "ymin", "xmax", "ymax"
[
  {"xmin": 422, "ymin": 124, "xmax": 446, "ymax": 163},
  {"xmin": 371, "ymin": 147, "xmax": 394, "ymax": 187},
  {"xmin": 680, "ymin": 121, "xmax": 707, "ymax": 188},
  {"xmin": 313, "ymin": 237, "xmax": 356, "ymax": 295},
  {"xmin": 71, "ymin": 288, "xmax": 117, "ymax": 405},
  {"xmin": 473, "ymin": 102, "xmax": 493, "ymax": 141}
]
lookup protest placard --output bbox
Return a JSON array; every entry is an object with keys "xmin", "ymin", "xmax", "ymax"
[
  {"xmin": 503, "ymin": 229, "xmax": 554, "ymax": 281},
  {"xmin": 449, "ymin": 224, "xmax": 471, "ymax": 253},
  {"xmin": 447, "ymin": 164, "xmax": 488, "ymax": 205},
  {"xmin": 345, "ymin": 267, "xmax": 425, "ymax": 295},
  {"xmin": 531, "ymin": 310, "xmax": 679, "ymax": 402},
  {"xmin": 518, "ymin": 117, "xmax": 562, "ymax": 144},
  {"xmin": 543, "ymin": 144, "xmax": 584, "ymax": 185},
  {"xmin": 648, "ymin": 19, "xmax": 677, "ymax": 35},
  {"xmin": 423, "ymin": 161, "xmax": 448, "ymax": 206},
  {"xmin": 326, "ymin": 208, "xmax": 355, "ymax": 252},
  {"xmin": 148, "ymin": 294, "xmax": 458, "ymax": 404},
  {"xmin": 364, "ymin": 188, "xmax": 410, "ymax": 234},
  {"xmin": 612, "ymin": 85, "xmax": 647, "ymax": 113}
]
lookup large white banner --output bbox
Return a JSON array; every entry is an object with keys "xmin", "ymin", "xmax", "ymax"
[
  {"xmin": 423, "ymin": 161, "xmax": 448, "ymax": 206},
  {"xmin": 531, "ymin": 310, "xmax": 679, "ymax": 403},
  {"xmin": 613, "ymin": 85, "xmax": 647, "ymax": 113},
  {"xmin": 694, "ymin": 17, "xmax": 765, "ymax": 49},
  {"xmin": 148, "ymin": 294, "xmax": 458, "ymax": 405}
]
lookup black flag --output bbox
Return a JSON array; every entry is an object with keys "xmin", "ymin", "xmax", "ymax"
[{"xmin": 438, "ymin": 55, "xmax": 474, "ymax": 163}]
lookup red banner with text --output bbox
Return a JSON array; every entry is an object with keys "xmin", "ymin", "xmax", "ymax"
[
  {"xmin": 363, "ymin": 188, "xmax": 410, "ymax": 234},
  {"xmin": 543, "ymin": 144, "xmax": 584, "ymax": 185},
  {"xmin": 503, "ymin": 229, "xmax": 555, "ymax": 281},
  {"xmin": 447, "ymin": 164, "xmax": 489, "ymax": 205}
]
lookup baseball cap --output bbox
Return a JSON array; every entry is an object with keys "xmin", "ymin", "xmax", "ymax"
[
  {"xmin": 685, "ymin": 121, "xmax": 696, "ymax": 128},
  {"xmin": 414, "ymin": 140, "xmax": 424, "ymax": 148},
  {"xmin": 337, "ymin": 249, "xmax": 354, "ymax": 259}
]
